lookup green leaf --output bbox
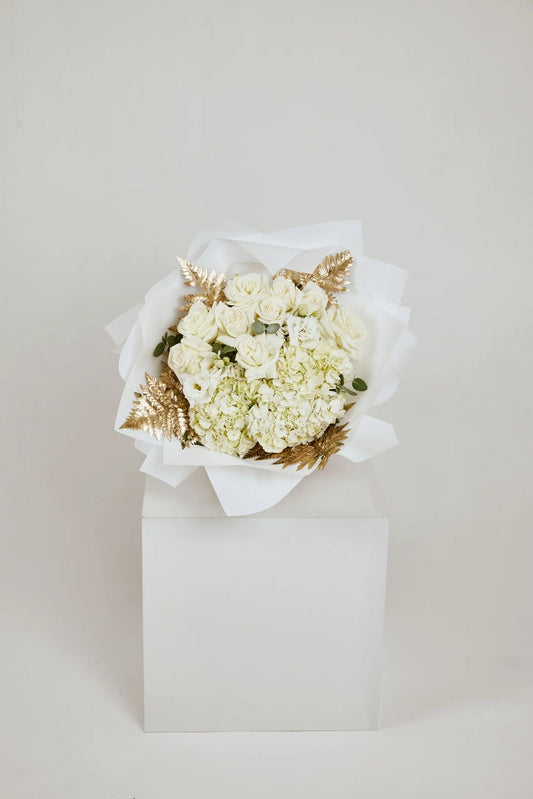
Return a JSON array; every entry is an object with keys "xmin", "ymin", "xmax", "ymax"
[
  {"xmin": 212, "ymin": 341, "xmax": 224, "ymax": 352},
  {"xmin": 153, "ymin": 341, "xmax": 165, "ymax": 357},
  {"xmin": 352, "ymin": 378, "xmax": 368, "ymax": 392},
  {"xmin": 339, "ymin": 374, "xmax": 345, "ymax": 386},
  {"xmin": 266, "ymin": 323, "xmax": 280, "ymax": 334},
  {"xmin": 220, "ymin": 345, "xmax": 237, "ymax": 356},
  {"xmin": 251, "ymin": 321, "xmax": 266, "ymax": 335}
]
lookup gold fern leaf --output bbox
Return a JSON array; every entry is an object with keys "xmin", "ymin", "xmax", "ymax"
[
  {"xmin": 244, "ymin": 421, "xmax": 350, "ymax": 471},
  {"xmin": 275, "ymin": 250, "xmax": 353, "ymax": 302},
  {"xmin": 274, "ymin": 268, "xmax": 313, "ymax": 289},
  {"xmin": 310, "ymin": 250, "xmax": 353, "ymax": 299},
  {"xmin": 120, "ymin": 365, "xmax": 198, "ymax": 445},
  {"xmin": 177, "ymin": 257, "xmax": 226, "ymax": 313}
]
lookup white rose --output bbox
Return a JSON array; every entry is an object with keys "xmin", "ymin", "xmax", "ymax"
[
  {"xmin": 168, "ymin": 335, "xmax": 214, "ymax": 376},
  {"xmin": 224, "ymin": 273, "xmax": 268, "ymax": 306},
  {"xmin": 235, "ymin": 333, "xmax": 283, "ymax": 380},
  {"xmin": 256, "ymin": 295, "xmax": 288, "ymax": 325},
  {"xmin": 297, "ymin": 280, "xmax": 329, "ymax": 316},
  {"xmin": 327, "ymin": 307, "xmax": 366, "ymax": 355},
  {"xmin": 286, "ymin": 315, "xmax": 320, "ymax": 349},
  {"xmin": 214, "ymin": 302, "xmax": 252, "ymax": 345},
  {"xmin": 177, "ymin": 301, "xmax": 218, "ymax": 342},
  {"xmin": 271, "ymin": 276, "xmax": 302, "ymax": 310}
]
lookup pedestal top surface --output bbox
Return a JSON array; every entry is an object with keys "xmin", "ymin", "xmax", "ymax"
[{"xmin": 142, "ymin": 457, "xmax": 387, "ymax": 519}]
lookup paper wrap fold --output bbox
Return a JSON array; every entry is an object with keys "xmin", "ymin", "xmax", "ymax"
[{"xmin": 107, "ymin": 221, "xmax": 416, "ymax": 516}]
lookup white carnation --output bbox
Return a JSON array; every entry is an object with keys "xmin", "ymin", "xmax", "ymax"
[
  {"xmin": 286, "ymin": 315, "xmax": 320, "ymax": 349},
  {"xmin": 313, "ymin": 340, "xmax": 353, "ymax": 377}
]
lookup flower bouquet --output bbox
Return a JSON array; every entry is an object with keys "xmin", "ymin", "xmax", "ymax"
[{"xmin": 108, "ymin": 222, "xmax": 415, "ymax": 515}]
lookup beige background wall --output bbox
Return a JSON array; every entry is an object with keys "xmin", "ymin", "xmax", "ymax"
[{"xmin": 1, "ymin": 0, "xmax": 532, "ymax": 796}]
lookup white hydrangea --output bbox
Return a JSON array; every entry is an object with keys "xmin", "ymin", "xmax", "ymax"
[
  {"xmin": 188, "ymin": 366, "xmax": 256, "ymax": 457},
  {"xmin": 248, "ymin": 346, "xmax": 347, "ymax": 453}
]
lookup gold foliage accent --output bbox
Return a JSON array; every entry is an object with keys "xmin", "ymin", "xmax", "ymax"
[
  {"xmin": 311, "ymin": 250, "xmax": 353, "ymax": 298},
  {"xmin": 274, "ymin": 268, "xmax": 313, "ymax": 289},
  {"xmin": 276, "ymin": 250, "xmax": 354, "ymax": 302},
  {"xmin": 120, "ymin": 363, "xmax": 198, "ymax": 445},
  {"xmin": 177, "ymin": 257, "xmax": 226, "ymax": 315},
  {"xmin": 244, "ymin": 421, "xmax": 350, "ymax": 471}
]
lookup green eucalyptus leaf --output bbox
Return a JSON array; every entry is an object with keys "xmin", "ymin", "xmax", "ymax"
[
  {"xmin": 153, "ymin": 342, "xmax": 165, "ymax": 357},
  {"xmin": 339, "ymin": 374, "xmax": 345, "ymax": 386},
  {"xmin": 352, "ymin": 378, "xmax": 368, "ymax": 391},
  {"xmin": 266, "ymin": 323, "xmax": 280, "ymax": 334},
  {"xmin": 251, "ymin": 321, "xmax": 266, "ymax": 335}
]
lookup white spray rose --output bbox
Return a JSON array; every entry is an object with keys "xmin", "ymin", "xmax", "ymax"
[
  {"xmin": 271, "ymin": 276, "xmax": 302, "ymax": 310},
  {"xmin": 168, "ymin": 335, "xmax": 214, "ymax": 377},
  {"xmin": 224, "ymin": 273, "xmax": 268, "ymax": 307},
  {"xmin": 297, "ymin": 281, "xmax": 329, "ymax": 316},
  {"xmin": 286, "ymin": 315, "xmax": 320, "ymax": 349},
  {"xmin": 326, "ymin": 307, "xmax": 366, "ymax": 355},
  {"xmin": 235, "ymin": 333, "xmax": 282, "ymax": 380},
  {"xmin": 256, "ymin": 295, "xmax": 288, "ymax": 325},
  {"xmin": 214, "ymin": 302, "xmax": 253, "ymax": 346},
  {"xmin": 177, "ymin": 301, "xmax": 218, "ymax": 342}
]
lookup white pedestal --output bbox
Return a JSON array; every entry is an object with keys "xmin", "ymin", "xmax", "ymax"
[{"xmin": 142, "ymin": 460, "xmax": 389, "ymax": 731}]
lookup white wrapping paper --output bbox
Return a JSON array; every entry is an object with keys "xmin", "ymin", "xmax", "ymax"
[{"xmin": 107, "ymin": 221, "xmax": 416, "ymax": 515}]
